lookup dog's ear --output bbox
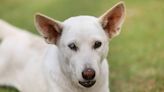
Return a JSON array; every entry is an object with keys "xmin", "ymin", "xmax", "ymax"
[
  {"xmin": 99, "ymin": 2, "xmax": 125, "ymax": 39},
  {"xmin": 35, "ymin": 13, "xmax": 63, "ymax": 44}
]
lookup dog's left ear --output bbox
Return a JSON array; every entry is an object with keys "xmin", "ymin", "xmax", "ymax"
[
  {"xmin": 35, "ymin": 13, "xmax": 63, "ymax": 44},
  {"xmin": 99, "ymin": 2, "xmax": 125, "ymax": 39}
]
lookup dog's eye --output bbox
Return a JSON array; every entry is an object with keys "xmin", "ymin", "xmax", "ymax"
[
  {"xmin": 93, "ymin": 41, "xmax": 102, "ymax": 49},
  {"xmin": 68, "ymin": 43, "xmax": 78, "ymax": 51}
]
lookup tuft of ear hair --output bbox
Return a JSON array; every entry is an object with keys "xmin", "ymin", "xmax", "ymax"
[
  {"xmin": 34, "ymin": 13, "xmax": 63, "ymax": 44},
  {"xmin": 99, "ymin": 1, "xmax": 126, "ymax": 39}
]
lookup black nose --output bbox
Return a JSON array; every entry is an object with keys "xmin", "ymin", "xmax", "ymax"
[{"xmin": 82, "ymin": 68, "xmax": 95, "ymax": 80}]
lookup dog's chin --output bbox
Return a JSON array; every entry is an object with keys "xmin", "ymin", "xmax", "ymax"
[{"xmin": 79, "ymin": 80, "xmax": 96, "ymax": 88}]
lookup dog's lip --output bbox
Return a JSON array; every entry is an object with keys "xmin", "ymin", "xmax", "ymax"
[{"xmin": 79, "ymin": 80, "xmax": 96, "ymax": 88}]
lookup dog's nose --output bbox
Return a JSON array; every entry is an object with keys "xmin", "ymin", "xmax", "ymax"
[{"xmin": 82, "ymin": 68, "xmax": 95, "ymax": 80}]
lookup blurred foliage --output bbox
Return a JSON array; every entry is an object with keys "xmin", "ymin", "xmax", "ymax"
[
  {"xmin": 0, "ymin": 0, "xmax": 164, "ymax": 92},
  {"xmin": 0, "ymin": 86, "xmax": 18, "ymax": 92},
  {"xmin": 0, "ymin": 0, "xmax": 118, "ymax": 34}
]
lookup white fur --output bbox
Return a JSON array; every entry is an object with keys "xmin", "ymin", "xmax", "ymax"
[
  {"xmin": 43, "ymin": 16, "xmax": 110, "ymax": 92},
  {"xmin": 0, "ymin": 2, "xmax": 125, "ymax": 92},
  {"xmin": 0, "ymin": 18, "xmax": 109, "ymax": 92},
  {"xmin": 0, "ymin": 20, "xmax": 48, "ymax": 92}
]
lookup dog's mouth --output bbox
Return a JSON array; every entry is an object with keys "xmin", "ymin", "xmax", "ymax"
[{"xmin": 79, "ymin": 80, "xmax": 96, "ymax": 88}]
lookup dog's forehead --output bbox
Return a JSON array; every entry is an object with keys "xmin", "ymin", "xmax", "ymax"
[
  {"xmin": 62, "ymin": 16, "xmax": 107, "ymax": 41},
  {"xmin": 63, "ymin": 16, "xmax": 98, "ymax": 24}
]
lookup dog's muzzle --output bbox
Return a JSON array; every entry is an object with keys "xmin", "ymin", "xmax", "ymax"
[{"xmin": 79, "ymin": 68, "xmax": 96, "ymax": 88}]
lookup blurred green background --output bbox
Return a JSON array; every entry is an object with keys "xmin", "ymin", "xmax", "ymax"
[{"xmin": 0, "ymin": 0, "xmax": 164, "ymax": 92}]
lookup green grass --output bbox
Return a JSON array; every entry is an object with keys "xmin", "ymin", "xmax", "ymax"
[{"xmin": 0, "ymin": 0, "xmax": 164, "ymax": 92}]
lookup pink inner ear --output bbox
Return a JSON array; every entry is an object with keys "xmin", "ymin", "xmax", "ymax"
[
  {"xmin": 38, "ymin": 18, "xmax": 61, "ymax": 44},
  {"xmin": 103, "ymin": 5, "xmax": 123, "ymax": 38}
]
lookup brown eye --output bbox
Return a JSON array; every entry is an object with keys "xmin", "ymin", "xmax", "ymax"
[
  {"xmin": 68, "ymin": 43, "xmax": 78, "ymax": 51},
  {"xmin": 93, "ymin": 41, "xmax": 102, "ymax": 49}
]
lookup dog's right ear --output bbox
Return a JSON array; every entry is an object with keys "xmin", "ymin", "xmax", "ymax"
[{"xmin": 35, "ymin": 13, "xmax": 63, "ymax": 44}]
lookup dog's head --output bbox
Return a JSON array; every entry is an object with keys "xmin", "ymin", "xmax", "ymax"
[{"xmin": 35, "ymin": 2, "xmax": 125, "ymax": 88}]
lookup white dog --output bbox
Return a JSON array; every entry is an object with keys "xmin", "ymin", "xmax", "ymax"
[{"xmin": 0, "ymin": 2, "xmax": 125, "ymax": 92}]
